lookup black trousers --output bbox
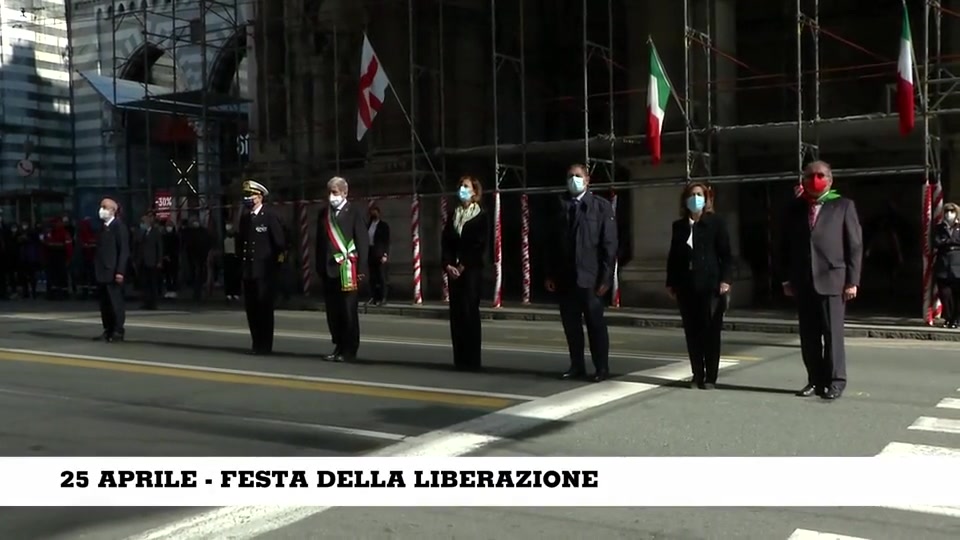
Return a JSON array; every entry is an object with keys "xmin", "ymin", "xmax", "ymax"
[
  {"xmin": 224, "ymin": 255, "xmax": 241, "ymax": 297},
  {"xmin": 677, "ymin": 288, "xmax": 726, "ymax": 384},
  {"xmin": 449, "ymin": 267, "xmax": 482, "ymax": 369},
  {"xmin": 139, "ymin": 266, "xmax": 160, "ymax": 308},
  {"xmin": 559, "ymin": 286, "xmax": 610, "ymax": 373},
  {"xmin": 98, "ymin": 282, "xmax": 126, "ymax": 336},
  {"xmin": 243, "ymin": 277, "xmax": 276, "ymax": 352},
  {"xmin": 937, "ymin": 278, "xmax": 960, "ymax": 323},
  {"xmin": 324, "ymin": 277, "xmax": 360, "ymax": 357},
  {"xmin": 796, "ymin": 291, "xmax": 847, "ymax": 391},
  {"xmin": 369, "ymin": 259, "xmax": 388, "ymax": 303},
  {"xmin": 188, "ymin": 257, "xmax": 206, "ymax": 300},
  {"xmin": 163, "ymin": 259, "xmax": 178, "ymax": 292}
]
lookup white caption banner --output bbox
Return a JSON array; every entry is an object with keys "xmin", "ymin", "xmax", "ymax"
[{"xmin": 0, "ymin": 457, "xmax": 958, "ymax": 507}]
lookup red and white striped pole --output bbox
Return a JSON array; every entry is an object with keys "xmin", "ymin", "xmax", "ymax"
[
  {"xmin": 610, "ymin": 190, "xmax": 621, "ymax": 308},
  {"xmin": 440, "ymin": 196, "xmax": 450, "ymax": 303},
  {"xmin": 411, "ymin": 195, "xmax": 423, "ymax": 304},
  {"xmin": 922, "ymin": 180, "xmax": 944, "ymax": 324},
  {"xmin": 299, "ymin": 203, "xmax": 312, "ymax": 296},
  {"xmin": 520, "ymin": 193, "xmax": 531, "ymax": 304},
  {"xmin": 493, "ymin": 190, "xmax": 503, "ymax": 308}
]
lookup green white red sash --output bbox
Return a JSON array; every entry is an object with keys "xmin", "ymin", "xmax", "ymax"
[{"xmin": 325, "ymin": 207, "xmax": 359, "ymax": 291}]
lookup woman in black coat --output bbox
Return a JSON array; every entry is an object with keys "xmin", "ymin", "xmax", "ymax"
[
  {"xmin": 441, "ymin": 176, "xmax": 490, "ymax": 371},
  {"xmin": 666, "ymin": 182, "xmax": 733, "ymax": 389},
  {"xmin": 933, "ymin": 202, "xmax": 960, "ymax": 328}
]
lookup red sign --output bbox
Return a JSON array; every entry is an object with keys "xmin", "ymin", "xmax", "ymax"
[{"xmin": 154, "ymin": 191, "xmax": 173, "ymax": 220}]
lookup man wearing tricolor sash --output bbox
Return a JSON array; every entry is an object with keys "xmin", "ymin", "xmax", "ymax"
[{"xmin": 317, "ymin": 176, "xmax": 369, "ymax": 363}]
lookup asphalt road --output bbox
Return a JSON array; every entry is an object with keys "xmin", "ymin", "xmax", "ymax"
[{"xmin": 0, "ymin": 302, "xmax": 957, "ymax": 539}]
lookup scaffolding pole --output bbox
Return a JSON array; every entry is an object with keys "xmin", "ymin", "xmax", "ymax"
[
  {"xmin": 491, "ymin": 0, "xmax": 527, "ymax": 308},
  {"xmin": 922, "ymin": 0, "xmax": 945, "ymax": 324},
  {"xmin": 683, "ymin": 0, "xmax": 713, "ymax": 179}
]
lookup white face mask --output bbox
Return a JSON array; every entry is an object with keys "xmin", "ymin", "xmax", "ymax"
[
  {"xmin": 567, "ymin": 175, "xmax": 586, "ymax": 195},
  {"xmin": 98, "ymin": 208, "xmax": 112, "ymax": 222},
  {"xmin": 165, "ymin": 226, "xmax": 173, "ymax": 233},
  {"xmin": 947, "ymin": 212, "xmax": 958, "ymax": 223},
  {"xmin": 225, "ymin": 224, "xmax": 234, "ymax": 232},
  {"xmin": 329, "ymin": 194, "xmax": 344, "ymax": 207}
]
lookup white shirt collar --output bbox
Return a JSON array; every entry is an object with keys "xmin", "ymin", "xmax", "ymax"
[
  {"xmin": 105, "ymin": 217, "xmax": 115, "ymax": 227},
  {"xmin": 252, "ymin": 204, "xmax": 263, "ymax": 215}
]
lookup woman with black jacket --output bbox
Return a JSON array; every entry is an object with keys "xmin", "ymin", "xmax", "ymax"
[
  {"xmin": 666, "ymin": 182, "xmax": 733, "ymax": 389},
  {"xmin": 933, "ymin": 202, "xmax": 960, "ymax": 328},
  {"xmin": 441, "ymin": 175, "xmax": 490, "ymax": 371}
]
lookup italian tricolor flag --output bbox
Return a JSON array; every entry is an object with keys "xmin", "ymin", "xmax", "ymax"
[
  {"xmin": 647, "ymin": 42, "xmax": 671, "ymax": 165},
  {"xmin": 897, "ymin": 4, "xmax": 915, "ymax": 136}
]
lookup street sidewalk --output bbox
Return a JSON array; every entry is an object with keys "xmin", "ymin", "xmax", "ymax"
[{"xmin": 277, "ymin": 297, "xmax": 960, "ymax": 343}]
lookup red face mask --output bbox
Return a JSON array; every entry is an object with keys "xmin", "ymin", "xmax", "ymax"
[{"xmin": 802, "ymin": 172, "xmax": 829, "ymax": 199}]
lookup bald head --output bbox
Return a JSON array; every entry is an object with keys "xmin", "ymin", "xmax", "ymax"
[{"xmin": 99, "ymin": 198, "xmax": 118, "ymax": 212}]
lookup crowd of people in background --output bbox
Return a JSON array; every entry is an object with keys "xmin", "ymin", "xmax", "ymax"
[{"xmin": 0, "ymin": 212, "xmax": 298, "ymax": 306}]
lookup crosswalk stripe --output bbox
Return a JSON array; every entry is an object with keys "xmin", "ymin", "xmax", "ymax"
[
  {"xmin": 878, "ymin": 441, "xmax": 960, "ymax": 458},
  {"xmin": 787, "ymin": 529, "xmax": 870, "ymax": 540},
  {"xmin": 935, "ymin": 397, "xmax": 960, "ymax": 410},
  {"xmin": 875, "ymin": 442, "xmax": 960, "ymax": 518},
  {"xmin": 908, "ymin": 416, "xmax": 960, "ymax": 435}
]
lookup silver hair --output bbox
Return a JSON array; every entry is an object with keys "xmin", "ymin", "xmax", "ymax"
[
  {"xmin": 804, "ymin": 160, "xmax": 833, "ymax": 177},
  {"xmin": 327, "ymin": 176, "xmax": 349, "ymax": 193}
]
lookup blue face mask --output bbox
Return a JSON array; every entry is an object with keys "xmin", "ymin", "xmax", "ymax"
[
  {"xmin": 686, "ymin": 194, "xmax": 706, "ymax": 213},
  {"xmin": 242, "ymin": 196, "xmax": 255, "ymax": 208},
  {"xmin": 568, "ymin": 175, "xmax": 585, "ymax": 195},
  {"xmin": 458, "ymin": 186, "xmax": 473, "ymax": 202}
]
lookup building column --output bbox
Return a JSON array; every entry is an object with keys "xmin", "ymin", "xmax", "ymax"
[{"xmin": 617, "ymin": 0, "xmax": 684, "ymax": 307}]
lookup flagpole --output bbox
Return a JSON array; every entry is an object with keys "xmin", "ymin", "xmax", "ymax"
[{"xmin": 387, "ymin": 85, "xmax": 443, "ymax": 188}]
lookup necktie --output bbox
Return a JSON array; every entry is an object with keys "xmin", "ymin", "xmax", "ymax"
[{"xmin": 808, "ymin": 204, "xmax": 818, "ymax": 229}]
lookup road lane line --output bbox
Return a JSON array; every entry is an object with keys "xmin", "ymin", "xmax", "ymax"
[
  {"xmin": 787, "ymin": 530, "xmax": 871, "ymax": 540},
  {"xmin": 125, "ymin": 359, "xmax": 740, "ymax": 540},
  {"xmin": 875, "ymin": 442, "xmax": 960, "ymax": 518},
  {"xmin": 907, "ymin": 416, "xmax": 960, "ymax": 435},
  {"xmin": 936, "ymin": 397, "xmax": 960, "ymax": 410},
  {"xmin": 0, "ymin": 386, "xmax": 409, "ymax": 442},
  {"xmin": 0, "ymin": 313, "xmax": 759, "ymax": 362},
  {"xmin": 0, "ymin": 349, "xmax": 529, "ymax": 409}
]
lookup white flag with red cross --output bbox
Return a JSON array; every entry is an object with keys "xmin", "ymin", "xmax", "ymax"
[{"xmin": 356, "ymin": 34, "xmax": 391, "ymax": 141}]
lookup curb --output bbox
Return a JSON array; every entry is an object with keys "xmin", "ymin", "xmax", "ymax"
[{"xmin": 273, "ymin": 301, "xmax": 960, "ymax": 343}]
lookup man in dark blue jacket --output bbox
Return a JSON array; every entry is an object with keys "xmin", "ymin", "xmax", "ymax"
[{"xmin": 545, "ymin": 164, "xmax": 619, "ymax": 382}]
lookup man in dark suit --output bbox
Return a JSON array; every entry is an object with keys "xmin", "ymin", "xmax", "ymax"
[
  {"xmin": 93, "ymin": 197, "xmax": 130, "ymax": 343},
  {"xmin": 779, "ymin": 160, "xmax": 863, "ymax": 400},
  {"xmin": 366, "ymin": 205, "xmax": 391, "ymax": 306},
  {"xmin": 237, "ymin": 180, "xmax": 286, "ymax": 355},
  {"xmin": 545, "ymin": 164, "xmax": 619, "ymax": 382},
  {"xmin": 137, "ymin": 211, "xmax": 164, "ymax": 309},
  {"xmin": 317, "ymin": 176, "xmax": 369, "ymax": 362}
]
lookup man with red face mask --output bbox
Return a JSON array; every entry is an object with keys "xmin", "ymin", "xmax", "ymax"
[{"xmin": 779, "ymin": 160, "xmax": 863, "ymax": 400}]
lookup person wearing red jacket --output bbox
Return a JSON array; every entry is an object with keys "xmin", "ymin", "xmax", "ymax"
[{"xmin": 45, "ymin": 218, "xmax": 74, "ymax": 299}]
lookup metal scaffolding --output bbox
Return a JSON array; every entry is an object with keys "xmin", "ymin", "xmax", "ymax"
[{"xmin": 98, "ymin": 0, "xmax": 248, "ymax": 218}]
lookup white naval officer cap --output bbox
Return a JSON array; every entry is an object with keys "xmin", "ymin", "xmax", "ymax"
[{"xmin": 242, "ymin": 179, "xmax": 269, "ymax": 197}]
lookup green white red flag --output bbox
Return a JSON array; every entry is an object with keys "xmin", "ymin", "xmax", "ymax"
[
  {"xmin": 647, "ymin": 42, "xmax": 671, "ymax": 165},
  {"xmin": 897, "ymin": 3, "xmax": 915, "ymax": 136}
]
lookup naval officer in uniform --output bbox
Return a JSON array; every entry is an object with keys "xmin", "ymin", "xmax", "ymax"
[{"xmin": 237, "ymin": 180, "xmax": 286, "ymax": 355}]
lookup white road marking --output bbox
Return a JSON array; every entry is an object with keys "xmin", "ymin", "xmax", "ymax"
[
  {"xmin": 125, "ymin": 360, "xmax": 737, "ymax": 540},
  {"xmin": 787, "ymin": 529, "xmax": 871, "ymax": 540},
  {"xmin": 0, "ymin": 313, "xmax": 745, "ymax": 363},
  {"xmin": 935, "ymin": 397, "xmax": 960, "ymax": 410},
  {"xmin": 907, "ymin": 416, "xmax": 960, "ymax": 435},
  {"xmin": 877, "ymin": 442, "xmax": 960, "ymax": 458},
  {"xmin": 0, "ymin": 387, "xmax": 407, "ymax": 442},
  {"xmin": 0, "ymin": 347, "xmax": 538, "ymax": 402},
  {"xmin": 875, "ymin": 442, "xmax": 960, "ymax": 518}
]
